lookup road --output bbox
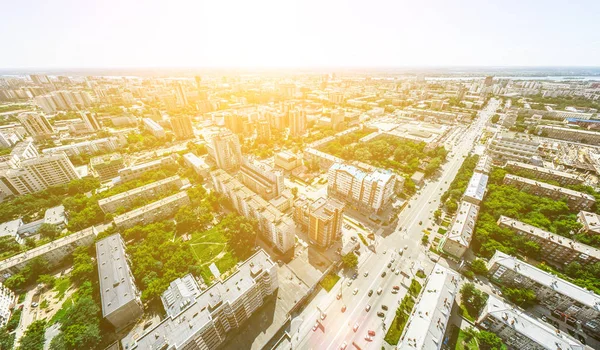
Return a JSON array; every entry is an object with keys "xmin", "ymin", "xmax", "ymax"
[{"xmin": 290, "ymin": 99, "xmax": 500, "ymax": 349}]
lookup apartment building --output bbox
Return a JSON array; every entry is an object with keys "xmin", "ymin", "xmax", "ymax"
[
  {"xmin": 327, "ymin": 163, "xmax": 396, "ymax": 214},
  {"xmin": 463, "ymin": 172, "xmax": 488, "ymax": 205},
  {"xmin": 170, "ymin": 115, "xmax": 194, "ymax": 139},
  {"xmin": 207, "ymin": 129, "xmax": 242, "ymax": 171},
  {"xmin": 497, "ymin": 216, "xmax": 600, "ymax": 266},
  {"xmin": 98, "ymin": 176, "xmax": 185, "ymax": 213},
  {"xmin": 0, "ymin": 152, "xmax": 79, "ymax": 196},
  {"xmin": 90, "ymin": 153, "xmax": 125, "ymax": 181},
  {"xmin": 96, "ymin": 234, "xmax": 143, "ymax": 329},
  {"xmin": 294, "ymin": 197, "xmax": 345, "ymax": 247},
  {"xmin": 289, "ymin": 108, "xmax": 306, "ymax": 137},
  {"xmin": 118, "ymin": 155, "xmax": 177, "ymax": 182},
  {"xmin": 143, "ymin": 118, "xmax": 166, "ymax": 139},
  {"xmin": 397, "ymin": 264, "xmax": 459, "ymax": 350},
  {"xmin": 0, "ymin": 205, "xmax": 67, "ymax": 244},
  {"xmin": 488, "ymin": 251, "xmax": 600, "ymax": 335},
  {"xmin": 438, "ymin": 201, "xmax": 479, "ymax": 259},
  {"xmin": 0, "ymin": 283, "xmax": 15, "ymax": 327},
  {"xmin": 0, "ymin": 226, "xmax": 97, "ymax": 281},
  {"xmin": 42, "ymin": 137, "xmax": 123, "ymax": 157},
  {"xmin": 578, "ymin": 211, "xmax": 600, "ymax": 235},
  {"xmin": 505, "ymin": 161, "xmax": 584, "ymax": 186},
  {"xmin": 538, "ymin": 125, "xmax": 600, "ymax": 145},
  {"xmin": 127, "ymin": 250, "xmax": 277, "ymax": 350},
  {"xmin": 503, "ymin": 174, "xmax": 595, "ymax": 211},
  {"xmin": 239, "ymin": 158, "xmax": 284, "ymax": 201},
  {"xmin": 489, "ymin": 132, "xmax": 540, "ymax": 163},
  {"xmin": 477, "ymin": 295, "xmax": 584, "ymax": 350},
  {"xmin": 17, "ymin": 112, "xmax": 54, "ymax": 139},
  {"xmin": 474, "ymin": 154, "xmax": 492, "ymax": 174},
  {"xmin": 113, "ymin": 191, "xmax": 190, "ymax": 230},
  {"xmin": 183, "ymin": 152, "xmax": 211, "ymax": 179},
  {"xmin": 81, "ymin": 111, "xmax": 101, "ymax": 132},
  {"xmin": 274, "ymin": 151, "xmax": 302, "ymax": 171},
  {"xmin": 211, "ymin": 170, "xmax": 295, "ymax": 253}
]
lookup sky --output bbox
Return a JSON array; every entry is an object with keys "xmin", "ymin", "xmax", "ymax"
[{"xmin": 1, "ymin": 0, "xmax": 599, "ymax": 69}]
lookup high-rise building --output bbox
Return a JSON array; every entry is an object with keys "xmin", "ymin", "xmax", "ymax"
[
  {"xmin": 484, "ymin": 76, "xmax": 494, "ymax": 87},
  {"xmin": 17, "ymin": 112, "xmax": 54, "ymax": 139},
  {"xmin": 127, "ymin": 250, "xmax": 277, "ymax": 350},
  {"xmin": 295, "ymin": 197, "xmax": 345, "ymax": 247},
  {"xmin": 29, "ymin": 74, "xmax": 52, "ymax": 86},
  {"xmin": 289, "ymin": 108, "xmax": 306, "ymax": 137},
  {"xmin": 330, "ymin": 109, "xmax": 345, "ymax": 130},
  {"xmin": 170, "ymin": 115, "xmax": 194, "ymax": 139},
  {"xmin": 34, "ymin": 95, "xmax": 58, "ymax": 113},
  {"xmin": 208, "ymin": 130, "xmax": 242, "ymax": 171},
  {"xmin": 0, "ymin": 283, "xmax": 15, "ymax": 328},
  {"xmin": 96, "ymin": 234, "xmax": 143, "ymax": 329},
  {"xmin": 174, "ymin": 82, "xmax": 188, "ymax": 106},
  {"xmin": 80, "ymin": 111, "xmax": 101, "ymax": 132},
  {"xmin": 256, "ymin": 120, "xmax": 271, "ymax": 141},
  {"xmin": 224, "ymin": 114, "xmax": 245, "ymax": 135},
  {"xmin": 239, "ymin": 158, "xmax": 284, "ymax": 201}
]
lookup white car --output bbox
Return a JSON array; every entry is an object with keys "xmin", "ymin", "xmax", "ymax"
[
  {"xmin": 353, "ymin": 323, "xmax": 359, "ymax": 332},
  {"xmin": 321, "ymin": 313, "xmax": 327, "ymax": 320},
  {"xmin": 340, "ymin": 341, "xmax": 347, "ymax": 350},
  {"xmin": 313, "ymin": 322, "xmax": 319, "ymax": 331},
  {"xmin": 353, "ymin": 288, "xmax": 358, "ymax": 295},
  {"xmin": 365, "ymin": 304, "xmax": 371, "ymax": 312},
  {"xmin": 347, "ymin": 280, "xmax": 352, "ymax": 287}
]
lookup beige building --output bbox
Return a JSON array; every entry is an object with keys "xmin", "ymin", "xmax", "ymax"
[
  {"xmin": 294, "ymin": 197, "xmax": 345, "ymax": 247},
  {"xmin": 113, "ymin": 191, "xmax": 190, "ymax": 230},
  {"xmin": 578, "ymin": 210, "xmax": 600, "ymax": 235},
  {"xmin": 537, "ymin": 125, "xmax": 600, "ymax": 145},
  {"xmin": 98, "ymin": 176, "xmax": 185, "ymax": 214},
  {"xmin": 207, "ymin": 129, "xmax": 242, "ymax": 171},
  {"xmin": 17, "ymin": 112, "xmax": 54, "ymax": 139},
  {"xmin": 274, "ymin": 151, "xmax": 302, "ymax": 171},
  {"xmin": 505, "ymin": 161, "xmax": 584, "ymax": 186},
  {"xmin": 239, "ymin": 158, "xmax": 284, "ymax": 201},
  {"xmin": 90, "ymin": 153, "xmax": 125, "ymax": 181},
  {"xmin": 170, "ymin": 115, "xmax": 194, "ymax": 139},
  {"xmin": 118, "ymin": 156, "xmax": 177, "ymax": 183},
  {"xmin": 438, "ymin": 201, "xmax": 479, "ymax": 259}
]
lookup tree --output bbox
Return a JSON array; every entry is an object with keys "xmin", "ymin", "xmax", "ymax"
[
  {"xmin": 221, "ymin": 215, "xmax": 258, "ymax": 260},
  {"xmin": 37, "ymin": 274, "xmax": 56, "ymax": 291},
  {"xmin": 421, "ymin": 234, "xmax": 429, "ymax": 245},
  {"xmin": 71, "ymin": 247, "xmax": 95, "ymax": 285},
  {"xmin": 175, "ymin": 206, "xmax": 197, "ymax": 234},
  {"xmin": 18, "ymin": 320, "xmax": 46, "ymax": 350},
  {"xmin": 38, "ymin": 223, "xmax": 59, "ymax": 240},
  {"xmin": 477, "ymin": 330, "xmax": 504, "ymax": 350},
  {"xmin": 342, "ymin": 253, "xmax": 358, "ymax": 269},
  {"xmin": 503, "ymin": 287, "xmax": 537, "ymax": 308},
  {"xmin": 471, "ymin": 259, "xmax": 488, "ymax": 275},
  {"xmin": 50, "ymin": 296, "xmax": 101, "ymax": 350},
  {"xmin": 460, "ymin": 283, "xmax": 487, "ymax": 318}
]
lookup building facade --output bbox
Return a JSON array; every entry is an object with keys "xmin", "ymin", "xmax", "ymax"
[
  {"xmin": 505, "ymin": 161, "xmax": 584, "ymax": 186},
  {"xmin": 113, "ymin": 191, "xmax": 190, "ymax": 230},
  {"xmin": 98, "ymin": 176, "xmax": 185, "ymax": 213},
  {"xmin": 17, "ymin": 112, "xmax": 54, "ymax": 138},
  {"xmin": 90, "ymin": 153, "xmax": 125, "ymax": 181},
  {"xmin": 170, "ymin": 115, "xmax": 194, "ymax": 139},
  {"xmin": 208, "ymin": 130, "xmax": 243, "ymax": 171},
  {"xmin": 294, "ymin": 197, "xmax": 345, "ymax": 248},
  {"xmin": 239, "ymin": 158, "xmax": 284, "ymax": 201}
]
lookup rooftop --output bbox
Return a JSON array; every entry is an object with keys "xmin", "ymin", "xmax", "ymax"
[
  {"xmin": 43, "ymin": 205, "xmax": 66, "ymax": 226},
  {"xmin": 98, "ymin": 176, "xmax": 182, "ymax": 206},
  {"xmin": 579, "ymin": 211, "xmax": 600, "ymax": 234},
  {"xmin": 90, "ymin": 153, "xmax": 123, "ymax": 166},
  {"xmin": 504, "ymin": 174, "xmax": 596, "ymax": 202},
  {"xmin": 464, "ymin": 172, "xmax": 488, "ymax": 201},
  {"xmin": 446, "ymin": 201, "xmax": 479, "ymax": 246}
]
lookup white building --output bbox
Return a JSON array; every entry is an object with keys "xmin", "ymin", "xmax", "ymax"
[
  {"xmin": 463, "ymin": 172, "xmax": 488, "ymax": 205},
  {"xmin": 113, "ymin": 191, "xmax": 190, "ymax": 230},
  {"xmin": 438, "ymin": 201, "xmax": 479, "ymax": 259},
  {"xmin": 17, "ymin": 112, "xmax": 54, "ymax": 139},
  {"xmin": 182, "ymin": 153, "xmax": 210, "ymax": 179},
  {"xmin": 0, "ymin": 283, "xmax": 15, "ymax": 327},
  {"xmin": 143, "ymin": 118, "xmax": 166, "ymax": 139}
]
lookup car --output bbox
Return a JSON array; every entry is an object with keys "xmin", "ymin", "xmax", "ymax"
[
  {"xmin": 313, "ymin": 322, "xmax": 319, "ymax": 331},
  {"xmin": 377, "ymin": 287, "xmax": 383, "ymax": 295},
  {"xmin": 381, "ymin": 272, "xmax": 387, "ymax": 278},
  {"xmin": 393, "ymin": 285, "xmax": 400, "ymax": 290},
  {"xmin": 354, "ymin": 250, "xmax": 361, "ymax": 256},
  {"xmin": 377, "ymin": 311, "xmax": 385, "ymax": 317},
  {"xmin": 387, "ymin": 263, "xmax": 392, "ymax": 268},
  {"xmin": 418, "ymin": 221, "xmax": 422, "ymax": 225},
  {"xmin": 381, "ymin": 305, "xmax": 388, "ymax": 311},
  {"xmin": 31, "ymin": 302, "xmax": 39, "ymax": 307},
  {"xmin": 321, "ymin": 313, "xmax": 327, "ymax": 320},
  {"xmin": 541, "ymin": 315, "xmax": 548, "ymax": 322},
  {"xmin": 383, "ymin": 250, "xmax": 387, "ymax": 254},
  {"xmin": 391, "ymin": 267, "xmax": 395, "ymax": 273},
  {"xmin": 340, "ymin": 341, "xmax": 347, "ymax": 350},
  {"xmin": 353, "ymin": 288, "xmax": 358, "ymax": 295},
  {"xmin": 341, "ymin": 305, "xmax": 346, "ymax": 312},
  {"xmin": 365, "ymin": 304, "xmax": 371, "ymax": 312},
  {"xmin": 368, "ymin": 330, "xmax": 376, "ymax": 336},
  {"xmin": 395, "ymin": 270, "xmax": 400, "ymax": 275},
  {"xmin": 368, "ymin": 290, "xmax": 373, "ymax": 297},
  {"xmin": 404, "ymin": 245, "xmax": 408, "ymax": 250},
  {"xmin": 336, "ymin": 292, "xmax": 342, "ymax": 300},
  {"xmin": 391, "ymin": 258, "xmax": 395, "ymax": 263},
  {"xmin": 352, "ymin": 273, "xmax": 358, "ymax": 279},
  {"xmin": 347, "ymin": 280, "xmax": 352, "ymax": 287},
  {"xmin": 353, "ymin": 323, "xmax": 359, "ymax": 332},
  {"xmin": 391, "ymin": 289, "xmax": 398, "ymax": 294},
  {"xmin": 364, "ymin": 272, "xmax": 369, "ymax": 277}
]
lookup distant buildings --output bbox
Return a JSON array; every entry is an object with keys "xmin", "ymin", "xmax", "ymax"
[
  {"xmin": 289, "ymin": 108, "xmax": 306, "ymax": 137},
  {"xmin": 118, "ymin": 156, "xmax": 177, "ymax": 183},
  {"xmin": 90, "ymin": 153, "xmax": 125, "ymax": 181},
  {"xmin": 211, "ymin": 169, "xmax": 295, "ymax": 253},
  {"xmin": 327, "ymin": 163, "xmax": 396, "ymax": 213},
  {"xmin": 113, "ymin": 191, "xmax": 190, "ymax": 230},
  {"xmin": 489, "ymin": 132, "xmax": 540, "ymax": 163},
  {"xmin": 294, "ymin": 197, "xmax": 345, "ymax": 247},
  {"xmin": 81, "ymin": 111, "xmax": 101, "ymax": 132},
  {"xmin": 17, "ymin": 112, "xmax": 54, "ymax": 139},
  {"xmin": 497, "ymin": 216, "xmax": 600, "ymax": 266},
  {"xmin": 239, "ymin": 158, "xmax": 284, "ymax": 201},
  {"xmin": 42, "ymin": 137, "xmax": 123, "ymax": 157},
  {"xmin": 438, "ymin": 201, "xmax": 479, "ymax": 259},
  {"xmin": 397, "ymin": 264, "xmax": 459, "ymax": 350},
  {"xmin": 463, "ymin": 172, "xmax": 488, "ymax": 205},
  {"xmin": 170, "ymin": 115, "xmax": 194, "ymax": 139},
  {"xmin": 143, "ymin": 118, "xmax": 166, "ymax": 139},
  {"xmin": 98, "ymin": 176, "xmax": 185, "ymax": 214},
  {"xmin": 274, "ymin": 151, "xmax": 302, "ymax": 171},
  {"xmin": 183, "ymin": 153, "xmax": 210, "ymax": 179},
  {"xmin": 96, "ymin": 234, "xmax": 143, "ymax": 329},
  {"xmin": 207, "ymin": 130, "xmax": 243, "ymax": 171},
  {"xmin": 487, "ymin": 251, "xmax": 600, "ymax": 337},
  {"xmin": 477, "ymin": 295, "xmax": 584, "ymax": 350},
  {"xmin": 505, "ymin": 161, "xmax": 584, "ymax": 186},
  {"xmin": 503, "ymin": 174, "xmax": 595, "ymax": 211},
  {"xmin": 0, "ymin": 227, "xmax": 97, "ymax": 281},
  {"xmin": 256, "ymin": 120, "xmax": 271, "ymax": 141},
  {"xmin": 128, "ymin": 250, "xmax": 277, "ymax": 350},
  {"xmin": 0, "ymin": 283, "xmax": 15, "ymax": 328},
  {"xmin": 537, "ymin": 125, "xmax": 600, "ymax": 145}
]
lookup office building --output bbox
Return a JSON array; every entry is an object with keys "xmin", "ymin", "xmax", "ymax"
[
  {"xmin": 96, "ymin": 234, "xmax": 143, "ymax": 329},
  {"xmin": 98, "ymin": 176, "xmax": 185, "ymax": 213},
  {"xmin": 211, "ymin": 170, "xmax": 295, "ymax": 253},
  {"xmin": 274, "ymin": 151, "xmax": 302, "ymax": 171},
  {"xmin": 438, "ymin": 201, "xmax": 479, "ymax": 259},
  {"xmin": 256, "ymin": 120, "xmax": 271, "ymax": 142},
  {"xmin": 477, "ymin": 295, "xmax": 584, "ymax": 350},
  {"xmin": 90, "ymin": 153, "xmax": 125, "ymax": 181},
  {"xmin": 17, "ymin": 112, "xmax": 54, "ymax": 139},
  {"xmin": 239, "ymin": 158, "xmax": 284, "ymax": 201},
  {"xmin": 113, "ymin": 191, "xmax": 190, "ymax": 230},
  {"xmin": 327, "ymin": 163, "xmax": 396, "ymax": 213},
  {"xmin": 578, "ymin": 211, "xmax": 600, "ymax": 236},
  {"xmin": 537, "ymin": 125, "xmax": 600, "ymax": 145},
  {"xmin": 397, "ymin": 264, "xmax": 459, "ymax": 350},
  {"xmin": 183, "ymin": 153, "xmax": 211, "ymax": 179},
  {"xmin": 488, "ymin": 251, "xmax": 600, "ymax": 335},
  {"xmin": 127, "ymin": 250, "xmax": 277, "ymax": 350},
  {"xmin": 170, "ymin": 115, "xmax": 194, "ymax": 139},
  {"xmin": 463, "ymin": 172, "xmax": 488, "ymax": 205},
  {"xmin": 489, "ymin": 132, "xmax": 540, "ymax": 163},
  {"xmin": 118, "ymin": 156, "xmax": 177, "ymax": 183},
  {"xmin": 295, "ymin": 197, "xmax": 345, "ymax": 247},
  {"xmin": 504, "ymin": 174, "xmax": 595, "ymax": 211},
  {"xmin": 0, "ymin": 226, "xmax": 97, "ymax": 281},
  {"xmin": 0, "ymin": 153, "xmax": 79, "ymax": 196},
  {"xmin": 497, "ymin": 216, "xmax": 600, "ymax": 266},
  {"xmin": 0, "ymin": 283, "xmax": 15, "ymax": 328},
  {"xmin": 208, "ymin": 130, "xmax": 243, "ymax": 171},
  {"xmin": 80, "ymin": 111, "xmax": 101, "ymax": 132},
  {"xmin": 505, "ymin": 161, "xmax": 584, "ymax": 186},
  {"xmin": 143, "ymin": 118, "xmax": 166, "ymax": 139},
  {"xmin": 289, "ymin": 108, "xmax": 306, "ymax": 137}
]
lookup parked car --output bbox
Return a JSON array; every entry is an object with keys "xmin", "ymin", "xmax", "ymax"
[
  {"xmin": 377, "ymin": 287, "xmax": 383, "ymax": 295},
  {"xmin": 365, "ymin": 304, "xmax": 371, "ymax": 312},
  {"xmin": 353, "ymin": 288, "xmax": 358, "ymax": 295},
  {"xmin": 381, "ymin": 305, "xmax": 388, "ymax": 311},
  {"xmin": 353, "ymin": 323, "xmax": 359, "ymax": 332},
  {"xmin": 381, "ymin": 271, "xmax": 387, "ymax": 278},
  {"xmin": 368, "ymin": 290, "xmax": 373, "ymax": 297},
  {"xmin": 377, "ymin": 311, "xmax": 385, "ymax": 317},
  {"xmin": 337, "ymin": 292, "xmax": 342, "ymax": 300}
]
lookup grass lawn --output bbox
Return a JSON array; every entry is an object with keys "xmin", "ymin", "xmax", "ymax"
[
  {"xmin": 409, "ymin": 279, "xmax": 422, "ymax": 297},
  {"xmin": 384, "ymin": 313, "xmax": 408, "ymax": 345},
  {"xmin": 458, "ymin": 304, "xmax": 476, "ymax": 322},
  {"xmin": 51, "ymin": 298, "xmax": 73, "ymax": 324},
  {"xmin": 319, "ymin": 273, "xmax": 340, "ymax": 292},
  {"xmin": 53, "ymin": 276, "xmax": 71, "ymax": 300},
  {"xmin": 215, "ymin": 251, "xmax": 238, "ymax": 273},
  {"xmin": 455, "ymin": 328, "xmax": 479, "ymax": 350}
]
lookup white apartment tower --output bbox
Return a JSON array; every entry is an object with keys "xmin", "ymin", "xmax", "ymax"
[{"xmin": 17, "ymin": 112, "xmax": 55, "ymax": 138}]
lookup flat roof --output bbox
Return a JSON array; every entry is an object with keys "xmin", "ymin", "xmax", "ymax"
[
  {"xmin": 488, "ymin": 251, "xmax": 600, "ymax": 312},
  {"xmin": 579, "ymin": 211, "xmax": 600, "ymax": 234},
  {"xmin": 446, "ymin": 201, "xmax": 479, "ymax": 246},
  {"xmin": 464, "ymin": 172, "xmax": 488, "ymax": 201},
  {"xmin": 98, "ymin": 176, "xmax": 182, "ymax": 206},
  {"xmin": 43, "ymin": 205, "xmax": 66, "ymax": 226},
  {"xmin": 96, "ymin": 234, "xmax": 138, "ymax": 317},
  {"xmin": 480, "ymin": 295, "xmax": 584, "ymax": 350},
  {"xmin": 506, "ymin": 161, "xmax": 582, "ymax": 181}
]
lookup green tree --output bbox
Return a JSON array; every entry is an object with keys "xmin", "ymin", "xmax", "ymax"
[
  {"xmin": 503, "ymin": 287, "xmax": 537, "ymax": 308},
  {"xmin": 421, "ymin": 234, "xmax": 429, "ymax": 245},
  {"xmin": 342, "ymin": 252, "xmax": 358, "ymax": 269},
  {"xmin": 18, "ymin": 320, "xmax": 47, "ymax": 350},
  {"xmin": 477, "ymin": 330, "xmax": 504, "ymax": 350},
  {"xmin": 471, "ymin": 259, "xmax": 488, "ymax": 275},
  {"xmin": 175, "ymin": 206, "xmax": 197, "ymax": 234},
  {"xmin": 460, "ymin": 283, "xmax": 488, "ymax": 318},
  {"xmin": 50, "ymin": 296, "xmax": 101, "ymax": 350},
  {"xmin": 38, "ymin": 223, "xmax": 60, "ymax": 240},
  {"xmin": 221, "ymin": 215, "xmax": 258, "ymax": 259}
]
